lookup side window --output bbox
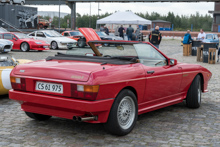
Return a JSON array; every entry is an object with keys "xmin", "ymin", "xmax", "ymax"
[
  {"xmin": 36, "ymin": 32, "xmax": 46, "ymax": 37},
  {"xmin": 29, "ymin": 32, "xmax": 35, "ymax": 36},
  {"xmin": 134, "ymin": 44, "xmax": 167, "ymax": 67},
  {"xmin": 3, "ymin": 34, "xmax": 13, "ymax": 40},
  {"xmin": 64, "ymin": 33, "xmax": 69, "ymax": 36},
  {"xmin": 0, "ymin": 34, "xmax": 2, "ymax": 39},
  {"xmin": 214, "ymin": 34, "xmax": 218, "ymax": 39}
]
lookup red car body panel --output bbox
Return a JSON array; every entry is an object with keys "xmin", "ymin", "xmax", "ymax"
[
  {"xmin": 9, "ymin": 41, "xmax": 212, "ymax": 124},
  {"xmin": 78, "ymin": 28, "xmax": 101, "ymax": 43},
  {"xmin": 61, "ymin": 31, "xmax": 83, "ymax": 41},
  {"xmin": 0, "ymin": 32, "xmax": 50, "ymax": 51}
]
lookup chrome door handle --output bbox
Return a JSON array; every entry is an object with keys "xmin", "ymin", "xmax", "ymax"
[{"xmin": 147, "ymin": 70, "xmax": 155, "ymax": 74}]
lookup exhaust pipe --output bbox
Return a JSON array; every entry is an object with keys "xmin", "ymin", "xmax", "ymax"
[
  {"xmin": 73, "ymin": 116, "xmax": 78, "ymax": 121},
  {"xmin": 78, "ymin": 116, "xmax": 98, "ymax": 122}
]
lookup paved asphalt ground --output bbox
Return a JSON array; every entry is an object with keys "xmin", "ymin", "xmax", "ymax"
[{"xmin": 1, "ymin": 40, "xmax": 220, "ymax": 147}]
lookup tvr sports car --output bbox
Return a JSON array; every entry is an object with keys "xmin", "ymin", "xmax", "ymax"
[
  {"xmin": 0, "ymin": 54, "xmax": 32, "ymax": 95},
  {"xmin": 0, "ymin": 32, "xmax": 50, "ymax": 52},
  {"xmin": 9, "ymin": 40, "xmax": 211, "ymax": 136}
]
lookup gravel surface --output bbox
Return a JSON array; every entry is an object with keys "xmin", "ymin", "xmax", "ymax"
[{"xmin": 1, "ymin": 40, "xmax": 220, "ymax": 146}]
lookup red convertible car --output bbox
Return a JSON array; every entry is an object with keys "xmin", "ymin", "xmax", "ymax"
[
  {"xmin": 9, "ymin": 40, "xmax": 211, "ymax": 136},
  {"xmin": 0, "ymin": 32, "xmax": 50, "ymax": 52}
]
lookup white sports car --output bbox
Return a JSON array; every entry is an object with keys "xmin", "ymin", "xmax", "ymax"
[
  {"xmin": 0, "ymin": 39, "xmax": 13, "ymax": 53},
  {"xmin": 28, "ymin": 30, "xmax": 77, "ymax": 50}
]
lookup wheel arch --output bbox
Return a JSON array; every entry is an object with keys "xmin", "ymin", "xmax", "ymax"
[{"xmin": 118, "ymin": 86, "xmax": 138, "ymax": 101}]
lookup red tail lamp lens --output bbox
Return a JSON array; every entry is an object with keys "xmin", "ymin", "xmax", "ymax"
[{"xmin": 10, "ymin": 77, "xmax": 26, "ymax": 91}]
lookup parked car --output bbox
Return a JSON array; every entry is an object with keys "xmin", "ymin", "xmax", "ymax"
[
  {"xmin": 9, "ymin": 29, "xmax": 211, "ymax": 136},
  {"xmin": 28, "ymin": 30, "xmax": 77, "ymax": 50},
  {"xmin": 1, "ymin": 0, "xmax": 25, "ymax": 5},
  {"xmin": 38, "ymin": 19, "xmax": 49, "ymax": 29},
  {"xmin": 0, "ymin": 54, "xmax": 31, "ymax": 95},
  {"xmin": 0, "ymin": 39, "xmax": 13, "ymax": 53},
  {"xmin": 0, "ymin": 32, "xmax": 50, "ymax": 52},
  {"xmin": 61, "ymin": 31, "xmax": 87, "ymax": 48},
  {"xmin": 96, "ymin": 31, "xmax": 123, "ymax": 41},
  {"xmin": 0, "ymin": 27, "xmax": 8, "ymax": 33},
  {"xmin": 202, "ymin": 33, "xmax": 219, "ymax": 48}
]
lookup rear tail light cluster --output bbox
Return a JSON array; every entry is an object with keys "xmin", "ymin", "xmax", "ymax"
[
  {"xmin": 71, "ymin": 84, "xmax": 99, "ymax": 101},
  {"xmin": 10, "ymin": 77, "xmax": 26, "ymax": 91}
]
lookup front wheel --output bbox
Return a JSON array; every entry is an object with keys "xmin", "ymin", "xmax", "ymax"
[
  {"xmin": 77, "ymin": 38, "xmax": 86, "ymax": 48},
  {"xmin": 51, "ymin": 41, "xmax": 58, "ymax": 50},
  {"xmin": 20, "ymin": 42, "xmax": 30, "ymax": 52},
  {"xmin": 25, "ymin": 112, "xmax": 52, "ymax": 121},
  {"xmin": 186, "ymin": 75, "xmax": 201, "ymax": 108},
  {"xmin": 104, "ymin": 89, "xmax": 138, "ymax": 136}
]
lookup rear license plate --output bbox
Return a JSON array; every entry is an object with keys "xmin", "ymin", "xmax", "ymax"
[
  {"xmin": 35, "ymin": 81, "xmax": 63, "ymax": 94},
  {"xmin": 43, "ymin": 46, "xmax": 48, "ymax": 48}
]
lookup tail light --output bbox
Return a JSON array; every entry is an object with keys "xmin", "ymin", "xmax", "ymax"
[
  {"xmin": 10, "ymin": 77, "xmax": 26, "ymax": 91},
  {"xmin": 71, "ymin": 84, "xmax": 99, "ymax": 101}
]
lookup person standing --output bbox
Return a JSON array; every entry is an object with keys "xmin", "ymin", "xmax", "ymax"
[
  {"xmin": 118, "ymin": 25, "xmax": 125, "ymax": 39},
  {"xmin": 126, "ymin": 25, "xmax": 134, "ymax": 41},
  {"xmin": 197, "ymin": 29, "xmax": 206, "ymax": 40},
  {"xmin": 104, "ymin": 26, "xmax": 109, "ymax": 35},
  {"xmin": 135, "ymin": 26, "xmax": 141, "ymax": 41},
  {"xmin": 148, "ymin": 26, "xmax": 162, "ymax": 49},
  {"xmin": 183, "ymin": 30, "xmax": 193, "ymax": 44},
  {"xmin": 114, "ymin": 26, "xmax": 119, "ymax": 36}
]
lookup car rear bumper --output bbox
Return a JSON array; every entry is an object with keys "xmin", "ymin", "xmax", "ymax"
[
  {"xmin": 9, "ymin": 90, "xmax": 114, "ymax": 123},
  {"xmin": 31, "ymin": 45, "xmax": 50, "ymax": 50}
]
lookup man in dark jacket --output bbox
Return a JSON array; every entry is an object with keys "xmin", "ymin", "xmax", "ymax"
[
  {"xmin": 126, "ymin": 25, "xmax": 134, "ymax": 41},
  {"xmin": 104, "ymin": 26, "xmax": 109, "ymax": 35},
  {"xmin": 118, "ymin": 25, "xmax": 125, "ymax": 39},
  {"xmin": 148, "ymin": 26, "xmax": 162, "ymax": 49},
  {"xmin": 183, "ymin": 30, "xmax": 193, "ymax": 44}
]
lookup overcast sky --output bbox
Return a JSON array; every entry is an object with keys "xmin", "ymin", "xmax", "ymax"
[{"xmin": 32, "ymin": 2, "xmax": 215, "ymax": 16}]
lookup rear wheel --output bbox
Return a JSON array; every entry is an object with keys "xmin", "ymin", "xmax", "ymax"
[
  {"xmin": 77, "ymin": 38, "xmax": 86, "ymax": 48},
  {"xmin": 186, "ymin": 75, "xmax": 201, "ymax": 108},
  {"xmin": 104, "ymin": 89, "xmax": 138, "ymax": 136},
  {"xmin": 20, "ymin": 42, "xmax": 30, "ymax": 52},
  {"xmin": 25, "ymin": 112, "xmax": 52, "ymax": 121}
]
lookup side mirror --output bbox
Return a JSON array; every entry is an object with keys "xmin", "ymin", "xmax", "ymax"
[
  {"xmin": 169, "ymin": 58, "xmax": 177, "ymax": 66},
  {"xmin": 13, "ymin": 37, "xmax": 17, "ymax": 41}
]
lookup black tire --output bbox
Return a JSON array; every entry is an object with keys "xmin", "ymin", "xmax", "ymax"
[
  {"xmin": 51, "ymin": 41, "xmax": 58, "ymax": 50},
  {"xmin": 77, "ymin": 38, "xmax": 86, "ymax": 48},
  {"xmin": 25, "ymin": 112, "xmax": 52, "ymax": 121},
  {"xmin": 104, "ymin": 89, "xmax": 138, "ymax": 136},
  {"xmin": 186, "ymin": 75, "xmax": 201, "ymax": 108},
  {"xmin": 20, "ymin": 42, "xmax": 30, "ymax": 52}
]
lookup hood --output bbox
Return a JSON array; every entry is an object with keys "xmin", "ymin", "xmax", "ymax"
[
  {"xmin": 78, "ymin": 28, "xmax": 101, "ymax": 43},
  {"xmin": 53, "ymin": 37, "xmax": 77, "ymax": 43},
  {"xmin": 12, "ymin": 60, "xmax": 108, "ymax": 82},
  {"xmin": 0, "ymin": 39, "xmax": 13, "ymax": 45}
]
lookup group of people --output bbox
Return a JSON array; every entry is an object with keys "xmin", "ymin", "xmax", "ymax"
[
  {"xmin": 101, "ymin": 25, "xmax": 163, "ymax": 48},
  {"xmin": 183, "ymin": 29, "xmax": 206, "ymax": 44}
]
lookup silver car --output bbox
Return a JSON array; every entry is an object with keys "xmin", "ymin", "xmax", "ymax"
[
  {"xmin": 0, "ymin": 39, "xmax": 13, "ymax": 53},
  {"xmin": 1, "ymin": 0, "xmax": 25, "ymax": 5}
]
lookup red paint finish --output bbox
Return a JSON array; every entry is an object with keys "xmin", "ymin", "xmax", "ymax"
[
  {"xmin": 0, "ymin": 32, "xmax": 50, "ymax": 51},
  {"xmin": 9, "ymin": 41, "xmax": 212, "ymax": 124},
  {"xmin": 78, "ymin": 28, "xmax": 101, "ymax": 43},
  {"xmin": 61, "ymin": 31, "xmax": 83, "ymax": 41}
]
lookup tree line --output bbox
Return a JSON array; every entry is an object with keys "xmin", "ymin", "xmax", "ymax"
[{"xmin": 39, "ymin": 11, "xmax": 213, "ymax": 31}]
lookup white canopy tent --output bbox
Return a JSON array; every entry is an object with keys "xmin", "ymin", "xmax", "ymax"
[{"xmin": 97, "ymin": 11, "xmax": 152, "ymax": 25}]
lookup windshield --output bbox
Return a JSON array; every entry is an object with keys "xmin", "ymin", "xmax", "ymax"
[
  {"xmin": 66, "ymin": 42, "xmax": 167, "ymax": 67},
  {"xmin": 14, "ymin": 33, "xmax": 30, "ymax": 39},
  {"xmin": 206, "ymin": 34, "xmax": 213, "ymax": 39},
  {"xmin": 96, "ymin": 32, "xmax": 107, "ymax": 36},
  {"xmin": 70, "ymin": 31, "xmax": 83, "ymax": 36},
  {"xmin": 44, "ymin": 31, "xmax": 62, "ymax": 37}
]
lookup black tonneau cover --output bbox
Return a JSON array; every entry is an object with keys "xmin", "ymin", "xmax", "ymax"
[{"xmin": 46, "ymin": 53, "xmax": 137, "ymax": 65}]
